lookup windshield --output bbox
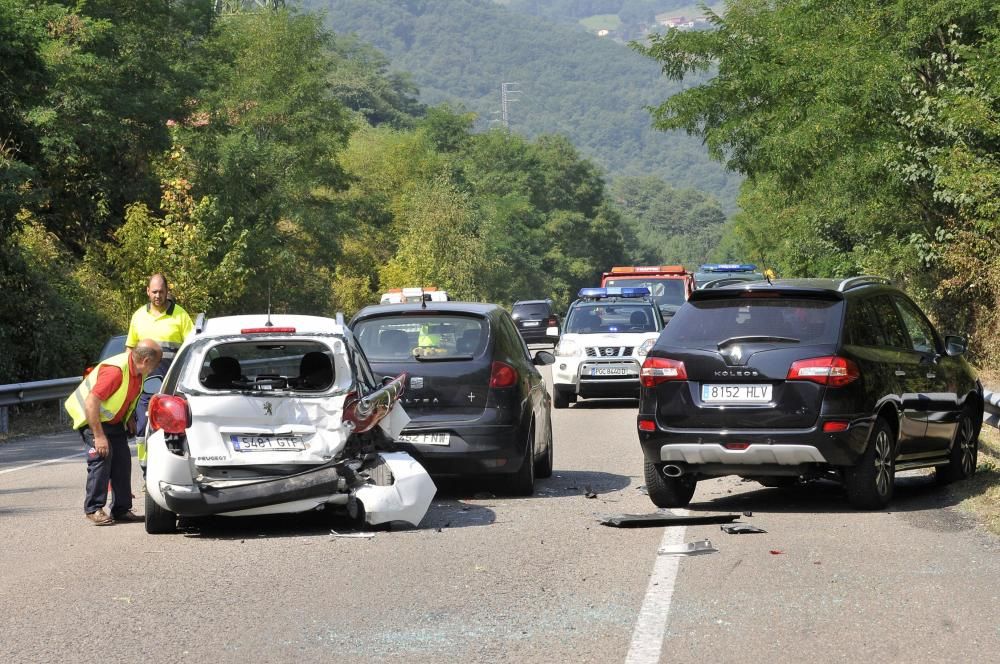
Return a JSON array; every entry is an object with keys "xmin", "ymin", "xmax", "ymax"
[
  {"xmin": 660, "ymin": 298, "xmax": 843, "ymax": 347},
  {"xmin": 354, "ymin": 315, "xmax": 488, "ymax": 361},
  {"xmin": 564, "ymin": 302, "xmax": 660, "ymax": 334},
  {"xmin": 694, "ymin": 272, "xmax": 765, "ymax": 288},
  {"xmin": 604, "ymin": 278, "xmax": 687, "ymax": 307}
]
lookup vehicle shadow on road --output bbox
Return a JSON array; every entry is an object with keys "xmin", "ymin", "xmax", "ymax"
[
  {"xmin": 176, "ymin": 507, "xmax": 468, "ymax": 540},
  {"xmin": 565, "ymin": 398, "xmax": 638, "ymax": 410},
  {"xmin": 687, "ymin": 472, "xmax": 976, "ymax": 516}
]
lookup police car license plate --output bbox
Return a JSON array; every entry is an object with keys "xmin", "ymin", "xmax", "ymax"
[
  {"xmin": 398, "ymin": 433, "xmax": 450, "ymax": 446},
  {"xmin": 230, "ymin": 434, "xmax": 305, "ymax": 451},
  {"xmin": 591, "ymin": 367, "xmax": 630, "ymax": 376},
  {"xmin": 701, "ymin": 384, "xmax": 772, "ymax": 403}
]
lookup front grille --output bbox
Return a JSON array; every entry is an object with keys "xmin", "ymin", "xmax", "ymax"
[{"xmin": 585, "ymin": 346, "xmax": 634, "ymax": 357}]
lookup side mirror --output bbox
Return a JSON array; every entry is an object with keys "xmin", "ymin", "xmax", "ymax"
[
  {"xmin": 533, "ymin": 350, "xmax": 555, "ymax": 366},
  {"xmin": 142, "ymin": 374, "xmax": 164, "ymax": 395},
  {"xmin": 944, "ymin": 335, "xmax": 967, "ymax": 356},
  {"xmin": 546, "ymin": 326, "xmax": 560, "ymax": 339}
]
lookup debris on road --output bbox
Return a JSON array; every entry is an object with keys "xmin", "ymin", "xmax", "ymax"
[
  {"xmin": 330, "ymin": 530, "xmax": 377, "ymax": 539},
  {"xmin": 720, "ymin": 523, "xmax": 767, "ymax": 534},
  {"xmin": 658, "ymin": 539, "xmax": 718, "ymax": 556},
  {"xmin": 599, "ymin": 511, "xmax": 739, "ymax": 528},
  {"xmin": 769, "ymin": 550, "xmax": 784, "ymax": 555},
  {"xmin": 584, "ymin": 485, "xmax": 598, "ymax": 499},
  {"xmin": 743, "ymin": 511, "xmax": 753, "ymax": 517}
]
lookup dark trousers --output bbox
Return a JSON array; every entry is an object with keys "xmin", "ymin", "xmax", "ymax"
[{"xmin": 81, "ymin": 423, "xmax": 132, "ymax": 516}]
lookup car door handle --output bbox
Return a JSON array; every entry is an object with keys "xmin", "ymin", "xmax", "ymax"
[{"xmin": 894, "ymin": 370, "xmax": 907, "ymax": 377}]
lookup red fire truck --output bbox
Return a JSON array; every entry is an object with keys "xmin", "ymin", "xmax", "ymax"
[{"xmin": 600, "ymin": 265, "xmax": 694, "ymax": 321}]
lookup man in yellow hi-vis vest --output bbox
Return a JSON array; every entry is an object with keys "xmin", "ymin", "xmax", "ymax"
[
  {"xmin": 126, "ymin": 273, "xmax": 194, "ymax": 478},
  {"xmin": 65, "ymin": 339, "xmax": 162, "ymax": 525}
]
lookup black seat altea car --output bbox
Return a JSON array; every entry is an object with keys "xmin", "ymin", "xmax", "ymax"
[
  {"xmin": 350, "ymin": 301, "xmax": 555, "ymax": 495},
  {"xmin": 637, "ymin": 276, "xmax": 983, "ymax": 509}
]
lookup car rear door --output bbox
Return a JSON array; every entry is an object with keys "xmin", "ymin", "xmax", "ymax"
[
  {"xmin": 867, "ymin": 295, "xmax": 930, "ymax": 453},
  {"xmin": 892, "ymin": 294, "xmax": 958, "ymax": 454},
  {"xmin": 650, "ymin": 291, "xmax": 844, "ymax": 430}
]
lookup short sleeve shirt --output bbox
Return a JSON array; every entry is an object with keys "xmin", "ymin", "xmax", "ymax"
[
  {"xmin": 126, "ymin": 301, "xmax": 194, "ymax": 364},
  {"xmin": 91, "ymin": 355, "xmax": 143, "ymax": 424}
]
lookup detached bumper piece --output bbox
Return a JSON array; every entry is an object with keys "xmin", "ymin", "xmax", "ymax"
[{"xmin": 161, "ymin": 464, "xmax": 346, "ymax": 517}]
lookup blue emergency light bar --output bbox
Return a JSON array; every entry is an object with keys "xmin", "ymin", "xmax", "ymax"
[
  {"xmin": 578, "ymin": 287, "xmax": 651, "ymax": 299},
  {"xmin": 700, "ymin": 263, "xmax": 758, "ymax": 273}
]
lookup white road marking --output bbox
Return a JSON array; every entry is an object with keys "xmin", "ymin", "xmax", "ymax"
[
  {"xmin": 0, "ymin": 452, "xmax": 83, "ymax": 476},
  {"xmin": 625, "ymin": 509, "xmax": 688, "ymax": 664}
]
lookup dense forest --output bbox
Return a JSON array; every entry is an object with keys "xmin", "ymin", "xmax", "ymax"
[
  {"xmin": 637, "ymin": 0, "xmax": 1000, "ymax": 369},
  {"xmin": 0, "ymin": 1, "xmax": 669, "ymax": 384},
  {"xmin": 2, "ymin": 0, "xmax": 998, "ymax": 385},
  {"xmin": 304, "ymin": 0, "xmax": 742, "ymax": 208}
]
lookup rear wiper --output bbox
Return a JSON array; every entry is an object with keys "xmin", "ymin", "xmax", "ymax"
[
  {"xmin": 414, "ymin": 354, "xmax": 474, "ymax": 362},
  {"xmin": 717, "ymin": 336, "xmax": 800, "ymax": 348}
]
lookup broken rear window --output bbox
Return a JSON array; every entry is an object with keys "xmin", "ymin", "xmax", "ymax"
[{"xmin": 199, "ymin": 341, "xmax": 337, "ymax": 391}]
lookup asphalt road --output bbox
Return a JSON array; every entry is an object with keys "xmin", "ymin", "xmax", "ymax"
[{"xmin": 1, "ymin": 369, "xmax": 998, "ymax": 663}]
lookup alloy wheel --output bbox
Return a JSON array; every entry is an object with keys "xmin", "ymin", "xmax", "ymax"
[
  {"xmin": 958, "ymin": 416, "xmax": 976, "ymax": 476},
  {"xmin": 873, "ymin": 430, "xmax": 892, "ymax": 496}
]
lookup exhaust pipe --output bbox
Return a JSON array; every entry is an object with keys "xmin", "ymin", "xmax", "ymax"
[{"xmin": 662, "ymin": 464, "xmax": 684, "ymax": 477}]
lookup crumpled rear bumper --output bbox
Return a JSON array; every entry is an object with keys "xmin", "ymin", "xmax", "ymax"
[{"xmin": 158, "ymin": 452, "xmax": 436, "ymax": 527}]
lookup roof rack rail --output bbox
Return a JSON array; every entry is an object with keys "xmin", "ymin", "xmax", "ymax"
[
  {"xmin": 838, "ymin": 276, "xmax": 890, "ymax": 292},
  {"xmin": 194, "ymin": 312, "xmax": 206, "ymax": 334}
]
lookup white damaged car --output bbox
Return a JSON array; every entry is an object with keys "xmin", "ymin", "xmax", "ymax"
[{"xmin": 143, "ymin": 314, "xmax": 435, "ymax": 534}]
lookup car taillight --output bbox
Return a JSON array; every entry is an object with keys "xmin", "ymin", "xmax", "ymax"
[
  {"xmin": 546, "ymin": 318, "xmax": 557, "ymax": 326},
  {"xmin": 490, "ymin": 361, "xmax": 518, "ymax": 388},
  {"xmin": 638, "ymin": 418, "xmax": 656, "ymax": 432},
  {"xmin": 786, "ymin": 356, "xmax": 860, "ymax": 387},
  {"xmin": 640, "ymin": 357, "xmax": 687, "ymax": 387},
  {"xmin": 148, "ymin": 394, "xmax": 190, "ymax": 434}
]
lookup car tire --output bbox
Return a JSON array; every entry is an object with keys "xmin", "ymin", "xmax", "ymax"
[
  {"xmin": 535, "ymin": 416, "xmax": 554, "ymax": 479},
  {"xmin": 845, "ymin": 417, "xmax": 895, "ymax": 509},
  {"xmin": 144, "ymin": 489, "xmax": 177, "ymax": 534},
  {"xmin": 644, "ymin": 460, "xmax": 697, "ymax": 508},
  {"xmin": 935, "ymin": 409, "xmax": 978, "ymax": 485},
  {"xmin": 505, "ymin": 420, "xmax": 536, "ymax": 496},
  {"xmin": 553, "ymin": 388, "xmax": 571, "ymax": 409}
]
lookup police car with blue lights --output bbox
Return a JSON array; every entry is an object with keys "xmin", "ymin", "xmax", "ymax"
[
  {"xmin": 693, "ymin": 264, "xmax": 767, "ymax": 289},
  {"xmin": 549, "ymin": 287, "xmax": 663, "ymax": 408}
]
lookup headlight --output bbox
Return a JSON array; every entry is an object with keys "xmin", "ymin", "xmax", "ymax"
[
  {"xmin": 637, "ymin": 338, "xmax": 656, "ymax": 357},
  {"xmin": 554, "ymin": 339, "xmax": 582, "ymax": 357}
]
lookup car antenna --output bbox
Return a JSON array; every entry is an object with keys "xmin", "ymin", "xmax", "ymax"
[
  {"xmin": 421, "ymin": 286, "xmax": 427, "ymax": 310},
  {"xmin": 265, "ymin": 284, "xmax": 273, "ymax": 327}
]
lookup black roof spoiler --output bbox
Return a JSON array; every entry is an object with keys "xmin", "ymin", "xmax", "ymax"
[{"xmin": 689, "ymin": 285, "xmax": 844, "ymax": 302}]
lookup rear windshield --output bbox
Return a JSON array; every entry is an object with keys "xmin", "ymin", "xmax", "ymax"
[
  {"xmin": 512, "ymin": 303, "xmax": 552, "ymax": 318},
  {"xmin": 660, "ymin": 297, "xmax": 843, "ymax": 347},
  {"xmin": 354, "ymin": 315, "xmax": 488, "ymax": 361},
  {"xmin": 565, "ymin": 302, "xmax": 660, "ymax": 334},
  {"xmin": 604, "ymin": 278, "xmax": 687, "ymax": 306},
  {"xmin": 199, "ymin": 341, "xmax": 338, "ymax": 392}
]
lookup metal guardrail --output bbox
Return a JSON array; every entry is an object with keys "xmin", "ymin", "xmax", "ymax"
[
  {"xmin": 985, "ymin": 388, "xmax": 999, "ymax": 430},
  {"xmin": 0, "ymin": 377, "xmax": 81, "ymax": 434}
]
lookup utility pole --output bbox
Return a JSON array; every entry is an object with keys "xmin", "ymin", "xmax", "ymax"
[
  {"xmin": 499, "ymin": 81, "xmax": 521, "ymax": 131},
  {"xmin": 215, "ymin": 0, "xmax": 284, "ymax": 14}
]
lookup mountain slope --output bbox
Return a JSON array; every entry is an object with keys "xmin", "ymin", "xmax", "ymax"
[{"xmin": 302, "ymin": 0, "xmax": 740, "ymax": 207}]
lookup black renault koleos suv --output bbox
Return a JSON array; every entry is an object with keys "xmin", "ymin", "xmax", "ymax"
[
  {"xmin": 350, "ymin": 302, "xmax": 555, "ymax": 495},
  {"xmin": 637, "ymin": 277, "xmax": 983, "ymax": 509}
]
